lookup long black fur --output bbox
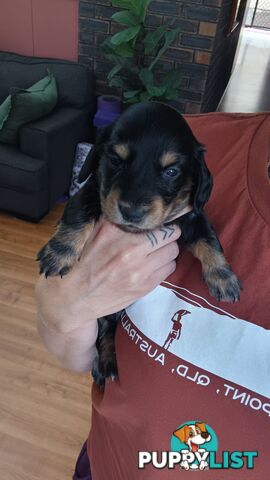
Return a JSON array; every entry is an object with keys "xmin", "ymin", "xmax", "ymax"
[{"xmin": 38, "ymin": 102, "xmax": 241, "ymax": 388}]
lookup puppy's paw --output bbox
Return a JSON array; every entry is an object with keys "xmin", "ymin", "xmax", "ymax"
[
  {"xmin": 91, "ymin": 357, "xmax": 106, "ymax": 388},
  {"xmin": 92, "ymin": 354, "xmax": 118, "ymax": 389},
  {"xmin": 37, "ymin": 238, "xmax": 77, "ymax": 278},
  {"xmin": 204, "ymin": 266, "xmax": 242, "ymax": 303}
]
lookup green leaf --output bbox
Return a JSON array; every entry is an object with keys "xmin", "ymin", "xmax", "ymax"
[
  {"xmin": 163, "ymin": 89, "xmax": 178, "ymax": 100},
  {"xmin": 112, "ymin": 0, "xmax": 134, "ymax": 8},
  {"xmin": 146, "ymin": 84, "xmax": 167, "ymax": 97},
  {"xmin": 158, "ymin": 71, "xmax": 182, "ymax": 100},
  {"xmin": 125, "ymin": 96, "xmax": 140, "ymax": 104},
  {"xmin": 139, "ymin": 68, "xmax": 153, "ymax": 87},
  {"xmin": 111, "ymin": 25, "xmax": 141, "ymax": 46},
  {"xmin": 113, "ymin": 42, "xmax": 134, "ymax": 58},
  {"xmin": 112, "ymin": 0, "xmax": 151, "ymax": 21},
  {"xmin": 103, "ymin": 43, "xmax": 134, "ymax": 60},
  {"xmin": 104, "ymin": 53, "xmax": 139, "ymax": 74},
  {"xmin": 108, "ymin": 65, "xmax": 122, "ymax": 81},
  {"xmin": 138, "ymin": 0, "xmax": 152, "ymax": 21},
  {"xmin": 112, "ymin": 0, "xmax": 141, "ymax": 17},
  {"xmin": 103, "ymin": 29, "xmax": 137, "ymax": 58},
  {"xmin": 109, "ymin": 76, "xmax": 128, "ymax": 88},
  {"xmin": 149, "ymin": 27, "xmax": 181, "ymax": 70},
  {"xmin": 111, "ymin": 11, "xmax": 139, "ymax": 26},
  {"xmin": 109, "ymin": 78, "xmax": 123, "ymax": 88},
  {"xmin": 123, "ymin": 89, "xmax": 141, "ymax": 99},
  {"xmin": 139, "ymin": 91, "xmax": 153, "ymax": 101},
  {"xmin": 144, "ymin": 26, "xmax": 166, "ymax": 55},
  {"xmin": 162, "ymin": 70, "xmax": 183, "ymax": 89}
]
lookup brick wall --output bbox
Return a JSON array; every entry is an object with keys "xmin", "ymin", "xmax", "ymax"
[{"xmin": 78, "ymin": 0, "xmax": 244, "ymax": 113}]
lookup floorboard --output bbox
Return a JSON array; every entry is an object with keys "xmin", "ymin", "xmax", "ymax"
[{"xmin": 0, "ymin": 204, "xmax": 91, "ymax": 480}]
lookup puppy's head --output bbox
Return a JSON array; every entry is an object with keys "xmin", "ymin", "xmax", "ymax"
[
  {"xmin": 174, "ymin": 422, "xmax": 211, "ymax": 452},
  {"xmin": 79, "ymin": 102, "xmax": 212, "ymax": 232}
]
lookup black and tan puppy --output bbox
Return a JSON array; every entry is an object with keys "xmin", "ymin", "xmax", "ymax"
[{"xmin": 38, "ymin": 102, "xmax": 241, "ymax": 387}]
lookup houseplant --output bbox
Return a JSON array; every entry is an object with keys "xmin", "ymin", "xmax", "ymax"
[{"xmin": 102, "ymin": 0, "xmax": 182, "ymax": 104}]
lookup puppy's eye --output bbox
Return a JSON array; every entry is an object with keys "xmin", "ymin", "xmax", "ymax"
[
  {"xmin": 110, "ymin": 155, "xmax": 122, "ymax": 167},
  {"xmin": 164, "ymin": 167, "xmax": 179, "ymax": 177}
]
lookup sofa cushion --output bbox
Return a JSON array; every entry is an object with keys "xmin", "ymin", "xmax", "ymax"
[
  {"xmin": 0, "ymin": 51, "xmax": 95, "ymax": 110},
  {"xmin": 0, "ymin": 72, "xmax": 57, "ymax": 145},
  {"xmin": 0, "ymin": 144, "xmax": 48, "ymax": 193},
  {"xmin": 20, "ymin": 106, "xmax": 91, "ymax": 205}
]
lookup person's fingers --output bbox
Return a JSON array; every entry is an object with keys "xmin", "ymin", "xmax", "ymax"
[
  {"xmin": 146, "ymin": 241, "xmax": 179, "ymax": 271},
  {"xmin": 147, "ymin": 260, "xmax": 177, "ymax": 290},
  {"xmin": 142, "ymin": 225, "xmax": 181, "ymax": 255},
  {"xmin": 82, "ymin": 218, "xmax": 181, "ymax": 263},
  {"xmin": 103, "ymin": 259, "xmax": 177, "ymax": 314}
]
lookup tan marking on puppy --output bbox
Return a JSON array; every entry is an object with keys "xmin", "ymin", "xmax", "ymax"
[
  {"xmin": 140, "ymin": 188, "xmax": 191, "ymax": 230},
  {"xmin": 101, "ymin": 188, "xmax": 122, "ymax": 224},
  {"xmin": 165, "ymin": 181, "xmax": 193, "ymax": 222},
  {"xmin": 102, "ymin": 185, "xmax": 193, "ymax": 231},
  {"xmin": 148, "ymin": 197, "xmax": 168, "ymax": 223},
  {"xmin": 190, "ymin": 239, "xmax": 240, "ymax": 302},
  {"xmin": 160, "ymin": 151, "xmax": 179, "ymax": 168},
  {"xmin": 41, "ymin": 222, "xmax": 94, "ymax": 275},
  {"xmin": 113, "ymin": 143, "xmax": 130, "ymax": 160},
  {"xmin": 101, "ymin": 181, "xmax": 192, "ymax": 231},
  {"xmin": 56, "ymin": 222, "xmax": 93, "ymax": 253},
  {"xmin": 191, "ymin": 240, "xmax": 228, "ymax": 271}
]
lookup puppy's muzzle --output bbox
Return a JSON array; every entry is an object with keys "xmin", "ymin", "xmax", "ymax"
[{"xmin": 119, "ymin": 203, "xmax": 146, "ymax": 224}]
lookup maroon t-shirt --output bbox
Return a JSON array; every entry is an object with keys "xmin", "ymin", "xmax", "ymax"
[{"xmin": 89, "ymin": 113, "xmax": 270, "ymax": 479}]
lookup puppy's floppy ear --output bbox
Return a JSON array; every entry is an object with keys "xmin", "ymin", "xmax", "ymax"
[
  {"xmin": 195, "ymin": 422, "xmax": 207, "ymax": 433},
  {"xmin": 173, "ymin": 425, "xmax": 189, "ymax": 443},
  {"xmin": 193, "ymin": 142, "xmax": 213, "ymax": 213},
  {"xmin": 79, "ymin": 122, "xmax": 114, "ymax": 183}
]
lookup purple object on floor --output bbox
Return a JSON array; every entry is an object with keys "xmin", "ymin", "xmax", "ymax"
[
  {"xmin": 94, "ymin": 95, "xmax": 122, "ymax": 127},
  {"xmin": 73, "ymin": 441, "xmax": 92, "ymax": 480}
]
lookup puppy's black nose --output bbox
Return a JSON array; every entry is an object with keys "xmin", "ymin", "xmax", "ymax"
[{"xmin": 119, "ymin": 204, "xmax": 145, "ymax": 223}]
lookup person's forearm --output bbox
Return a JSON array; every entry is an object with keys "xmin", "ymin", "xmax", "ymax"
[{"xmin": 37, "ymin": 313, "xmax": 98, "ymax": 372}]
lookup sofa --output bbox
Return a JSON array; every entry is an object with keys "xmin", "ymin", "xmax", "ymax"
[{"xmin": 0, "ymin": 51, "xmax": 95, "ymax": 221}]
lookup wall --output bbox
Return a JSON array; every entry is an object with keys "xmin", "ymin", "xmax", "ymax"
[
  {"xmin": 78, "ymin": 0, "xmax": 245, "ymax": 113},
  {"xmin": 78, "ymin": 0, "xmax": 215, "ymax": 113},
  {"xmin": 0, "ymin": 0, "xmax": 79, "ymax": 61}
]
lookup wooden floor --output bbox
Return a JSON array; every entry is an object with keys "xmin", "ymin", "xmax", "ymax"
[{"xmin": 0, "ymin": 204, "xmax": 91, "ymax": 480}]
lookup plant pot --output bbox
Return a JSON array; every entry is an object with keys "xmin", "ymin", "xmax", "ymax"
[{"xmin": 93, "ymin": 95, "xmax": 122, "ymax": 128}]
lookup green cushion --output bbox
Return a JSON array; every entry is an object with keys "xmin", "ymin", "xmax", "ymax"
[{"xmin": 0, "ymin": 72, "xmax": 58, "ymax": 145}]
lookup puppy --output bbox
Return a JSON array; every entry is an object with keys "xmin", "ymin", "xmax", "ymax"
[
  {"xmin": 37, "ymin": 102, "xmax": 241, "ymax": 387},
  {"xmin": 174, "ymin": 422, "xmax": 211, "ymax": 470}
]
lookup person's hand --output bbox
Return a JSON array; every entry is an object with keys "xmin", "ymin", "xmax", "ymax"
[{"xmin": 35, "ymin": 218, "xmax": 181, "ymax": 335}]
